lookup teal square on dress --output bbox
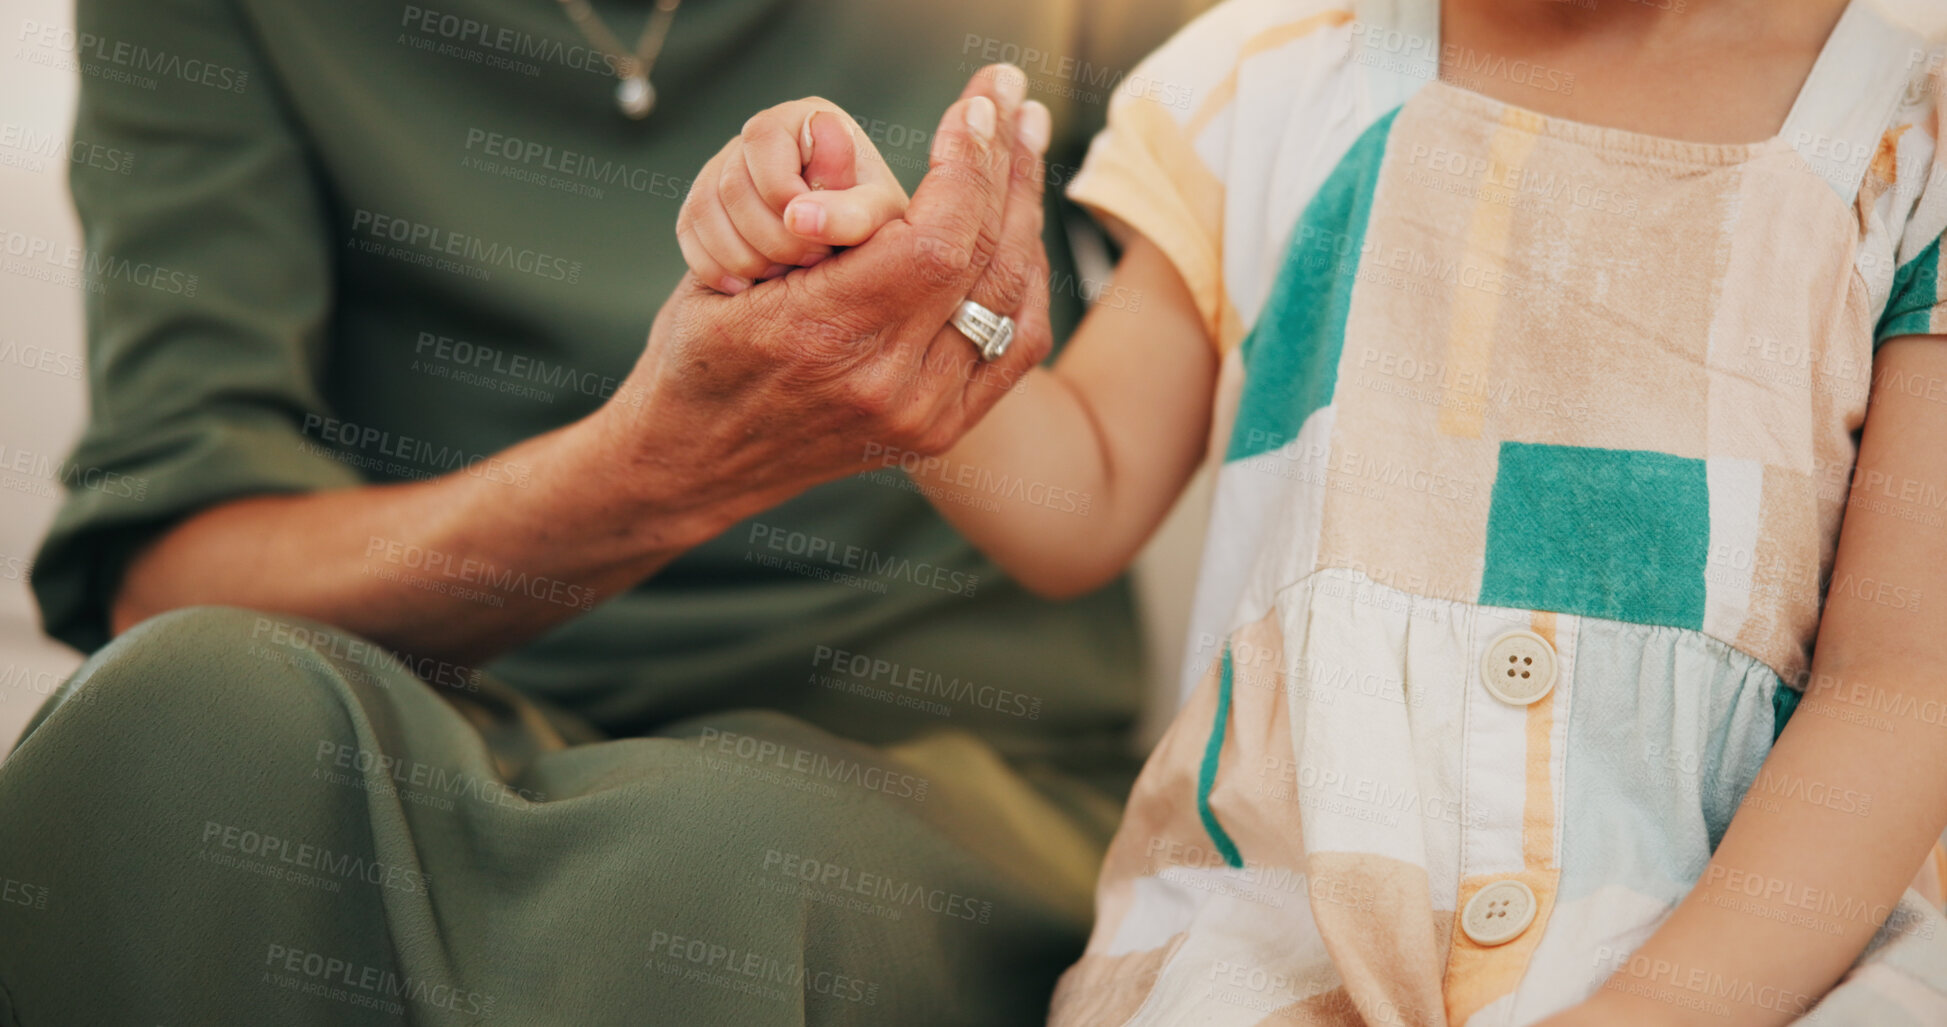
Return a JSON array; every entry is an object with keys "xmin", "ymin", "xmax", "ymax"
[{"xmin": 1479, "ymin": 442, "xmax": 1708, "ymax": 628}]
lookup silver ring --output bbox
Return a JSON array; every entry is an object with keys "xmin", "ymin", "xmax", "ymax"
[{"xmin": 949, "ymin": 299, "xmax": 1015, "ymax": 363}]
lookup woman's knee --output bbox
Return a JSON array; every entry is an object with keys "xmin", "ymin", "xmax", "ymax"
[{"xmin": 19, "ymin": 605, "xmax": 364, "ymax": 765}]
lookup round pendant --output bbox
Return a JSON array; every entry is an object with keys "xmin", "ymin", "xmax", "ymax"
[{"xmin": 615, "ymin": 76, "xmax": 655, "ymax": 119}]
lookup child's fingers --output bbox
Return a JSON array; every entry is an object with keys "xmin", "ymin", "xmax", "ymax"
[
  {"xmin": 677, "ymin": 143, "xmax": 774, "ymax": 293},
  {"xmin": 675, "ymin": 217, "xmax": 746, "ymax": 295},
  {"xmin": 675, "ymin": 147, "xmax": 748, "ymax": 294},
  {"xmin": 691, "ymin": 193, "xmax": 773, "ymax": 289},
  {"xmin": 682, "ymin": 94, "xmax": 911, "ymax": 292},
  {"xmin": 783, "ymin": 182, "xmax": 908, "ymax": 248},
  {"xmin": 718, "ymin": 148, "xmax": 831, "ymax": 269},
  {"xmin": 739, "ymin": 99, "xmax": 828, "ymax": 209}
]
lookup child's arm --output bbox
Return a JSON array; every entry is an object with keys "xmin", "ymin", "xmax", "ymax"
[
  {"xmin": 1544, "ymin": 334, "xmax": 1947, "ymax": 1026},
  {"xmin": 896, "ymin": 231, "xmax": 1218, "ymax": 599}
]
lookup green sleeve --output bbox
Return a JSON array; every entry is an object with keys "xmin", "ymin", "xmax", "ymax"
[
  {"xmin": 33, "ymin": 0, "xmax": 361, "ymax": 652},
  {"xmin": 1877, "ymin": 236, "xmax": 1945, "ymax": 347}
]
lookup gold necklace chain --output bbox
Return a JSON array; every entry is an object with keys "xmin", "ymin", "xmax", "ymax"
[{"xmin": 554, "ymin": 0, "xmax": 682, "ymax": 119}]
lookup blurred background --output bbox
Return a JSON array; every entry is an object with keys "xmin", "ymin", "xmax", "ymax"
[
  {"xmin": 0, "ymin": 0, "xmax": 1215, "ymax": 752},
  {"xmin": 0, "ymin": 0, "xmax": 98, "ymax": 750}
]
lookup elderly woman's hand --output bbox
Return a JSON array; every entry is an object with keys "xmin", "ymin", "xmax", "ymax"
[{"xmin": 598, "ymin": 63, "xmax": 1057, "ymax": 548}]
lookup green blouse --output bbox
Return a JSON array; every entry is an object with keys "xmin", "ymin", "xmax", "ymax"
[{"xmin": 34, "ymin": 0, "xmax": 1203, "ymax": 770}]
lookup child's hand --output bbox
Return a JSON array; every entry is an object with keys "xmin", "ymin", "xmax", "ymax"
[{"xmin": 677, "ymin": 99, "xmax": 910, "ymax": 295}]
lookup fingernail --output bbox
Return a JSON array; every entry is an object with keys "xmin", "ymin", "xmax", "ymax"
[
  {"xmin": 786, "ymin": 197, "xmax": 825, "ymax": 235},
  {"xmin": 804, "ymin": 251, "xmax": 828, "ymax": 267},
  {"xmin": 993, "ymin": 64, "xmax": 1027, "ymax": 106},
  {"xmin": 966, "ymin": 96, "xmax": 997, "ymax": 143},
  {"xmin": 1017, "ymin": 101, "xmax": 1051, "ymax": 156},
  {"xmin": 718, "ymin": 275, "xmax": 750, "ymax": 295},
  {"xmin": 800, "ymin": 111, "xmax": 818, "ymax": 163},
  {"xmin": 760, "ymin": 263, "xmax": 791, "ymax": 279}
]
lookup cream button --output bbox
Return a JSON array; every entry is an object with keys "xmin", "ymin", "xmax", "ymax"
[
  {"xmin": 1461, "ymin": 879, "xmax": 1536, "ymax": 946},
  {"xmin": 1480, "ymin": 628, "xmax": 1557, "ymax": 706}
]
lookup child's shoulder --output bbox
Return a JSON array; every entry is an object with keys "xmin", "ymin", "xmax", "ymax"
[
  {"xmin": 1868, "ymin": 4, "xmax": 1947, "ymax": 221},
  {"xmin": 1847, "ymin": 3, "xmax": 1947, "ymax": 330}
]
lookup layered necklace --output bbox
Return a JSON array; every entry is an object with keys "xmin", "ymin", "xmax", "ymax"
[{"xmin": 554, "ymin": 0, "xmax": 683, "ymax": 119}]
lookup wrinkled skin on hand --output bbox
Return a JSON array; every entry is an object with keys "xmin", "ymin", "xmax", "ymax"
[{"xmin": 602, "ymin": 64, "xmax": 1055, "ymax": 543}]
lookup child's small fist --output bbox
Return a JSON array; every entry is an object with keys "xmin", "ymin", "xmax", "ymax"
[{"xmin": 677, "ymin": 98, "xmax": 910, "ymax": 295}]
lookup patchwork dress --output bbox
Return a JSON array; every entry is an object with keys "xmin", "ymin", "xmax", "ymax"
[{"xmin": 1051, "ymin": 0, "xmax": 1947, "ymax": 1023}]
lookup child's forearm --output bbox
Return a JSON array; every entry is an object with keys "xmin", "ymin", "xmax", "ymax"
[
  {"xmin": 900, "ymin": 237, "xmax": 1215, "ymax": 598},
  {"xmin": 1581, "ymin": 665, "xmax": 1947, "ymax": 1026},
  {"xmin": 1575, "ymin": 335, "xmax": 1947, "ymax": 1026},
  {"xmin": 911, "ymin": 367, "xmax": 1125, "ymax": 596}
]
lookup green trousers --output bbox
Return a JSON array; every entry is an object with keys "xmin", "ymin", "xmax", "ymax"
[{"xmin": 0, "ymin": 607, "xmax": 1126, "ymax": 1025}]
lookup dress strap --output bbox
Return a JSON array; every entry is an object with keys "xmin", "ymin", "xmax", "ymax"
[
  {"xmin": 1350, "ymin": 0, "xmax": 1440, "ymax": 113},
  {"xmin": 1779, "ymin": 0, "xmax": 1924, "ymax": 203}
]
